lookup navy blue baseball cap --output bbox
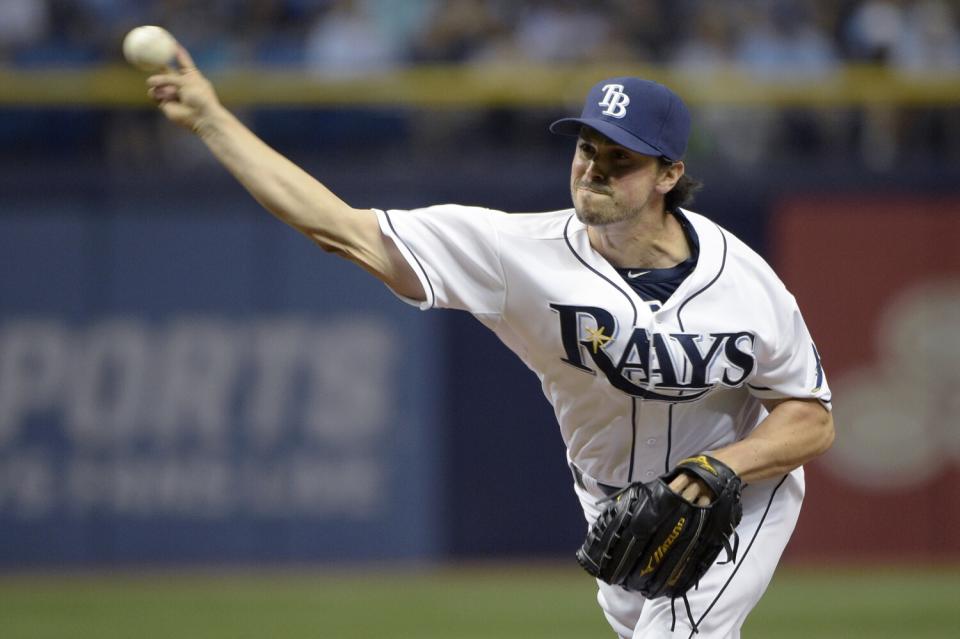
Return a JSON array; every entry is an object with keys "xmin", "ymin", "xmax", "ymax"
[{"xmin": 550, "ymin": 77, "xmax": 691, "ymax": 161}]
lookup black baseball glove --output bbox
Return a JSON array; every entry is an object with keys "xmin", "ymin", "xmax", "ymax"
[{"xmin": 576, "ymin": 455, "xmax": 743, "ymax": 600}]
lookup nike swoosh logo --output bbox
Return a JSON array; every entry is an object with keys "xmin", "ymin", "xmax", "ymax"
[{"xmin": 627, "ymin": 270, "xmax": 650, "ymax": 278}]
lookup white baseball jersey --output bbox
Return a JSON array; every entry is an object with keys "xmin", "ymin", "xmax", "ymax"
[
  {"xmin": 375, "ymin": 204, "xmax": 832, "ymax": 637},
  {"xmin": 377, "ymin": 204, "xmax": 830, "ymax": 484}
]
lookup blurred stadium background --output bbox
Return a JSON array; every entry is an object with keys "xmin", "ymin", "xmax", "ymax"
[{"xmin": 1, "ymin": 0, "xmax": 959, "ymax": 637}]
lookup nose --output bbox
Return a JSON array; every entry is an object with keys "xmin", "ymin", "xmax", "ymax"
[{"xmin": 584, "ymin": 158, "xmax": 608, "ymax": 183}]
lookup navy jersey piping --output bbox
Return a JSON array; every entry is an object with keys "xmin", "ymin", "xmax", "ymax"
[
  {"xmin": 811, "ymin": 343, "xmax": 825, "ymax": 390},
  {"xmin": 383, "ymin": 210, "xmax": 436, "ymax": 307},
  {"xmin": 664, "ymin": 404, "xmax": 675, "ymax": 473},
  {"xmin": 628, "ymin": 398, "xmax": 638, "ymax": 482},
  {"xmin": 563, "ymin": 214, "xmax": 638, "ymax": 326},
  {"xmin": 676, "ymin": 224, "xmax": 728, "ymax": 332},
  {"xmin": 687, "ymin": 474, "xmax": 788, "ymax": 638}
]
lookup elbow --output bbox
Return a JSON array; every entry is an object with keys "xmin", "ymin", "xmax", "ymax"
[
  {"xmin": 782, "ymin": 399, "xmax": 835, "ymax": 466},
  {"xmin": 811, "ymin": 407, "xmax": 835, "ymax": 460}
]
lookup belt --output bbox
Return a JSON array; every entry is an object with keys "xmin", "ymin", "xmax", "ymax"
[{"xmin": 569, "ymin": 462, "xmax": 623, "ymax": 498}]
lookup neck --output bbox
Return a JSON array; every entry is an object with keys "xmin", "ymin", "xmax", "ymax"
[{"xmin": 587, "ymin": 208, "xmax": 690, "ymax": 269}]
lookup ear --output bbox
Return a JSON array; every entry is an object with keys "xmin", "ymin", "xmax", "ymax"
[{"xmin": 656, "ymin": 160, "xmax": 684, "ymax": 195}]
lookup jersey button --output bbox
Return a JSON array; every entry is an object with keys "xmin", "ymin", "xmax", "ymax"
[
  {"xmin": 645, "ymin": 470, "xmax": 655, "ymax": 478},
  {"xmin": 646, "ymin": 437, "xmax": 657, "ymax": 446}
]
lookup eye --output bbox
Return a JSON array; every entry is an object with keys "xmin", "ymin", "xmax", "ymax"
[{"xmin": 578, "ymin": 141, "xmax": 595, "ymax": 156}]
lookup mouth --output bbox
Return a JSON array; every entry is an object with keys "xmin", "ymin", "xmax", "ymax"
[{"xmin": 576, "ymin": 184, "xmax": 612, "ymax": 196}]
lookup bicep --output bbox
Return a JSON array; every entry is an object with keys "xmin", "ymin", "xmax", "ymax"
[
  {"xmin": 710, "ymin": 396, "xmax": 834, "ymax": 482},
  {"xmin": 304, "ymin": 207, "xmax": 425, "ymax": 302},
  {"xmin": 757, "ymin": 397, "xmax": 834, "ymax": 452}
]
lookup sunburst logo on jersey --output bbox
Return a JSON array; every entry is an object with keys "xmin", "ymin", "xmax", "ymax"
[{"xmin": 584, "ymin": 326, "xmax": 613, "ymax": 353}]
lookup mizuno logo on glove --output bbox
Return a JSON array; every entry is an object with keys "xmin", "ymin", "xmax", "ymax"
[{"xmin": 638, "ymin": 517, "xmax": 686, "ymax": 577}]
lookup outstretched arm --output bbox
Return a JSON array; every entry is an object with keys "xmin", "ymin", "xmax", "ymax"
[{"xmin": 146, "ymin": 46, "xmax": 425, "ymax": 301}]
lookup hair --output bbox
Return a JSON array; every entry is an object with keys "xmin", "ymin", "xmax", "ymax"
[{"xmin": 659, "ymin": 158, "xmax": 703, "ymax": 211}]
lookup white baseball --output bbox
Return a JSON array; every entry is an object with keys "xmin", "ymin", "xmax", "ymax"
[{"xmin": 122, "ymin": 26, "xmax": 177, "ymax": 72}]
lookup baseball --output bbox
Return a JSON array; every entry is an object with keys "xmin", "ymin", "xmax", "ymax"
[{"xmin": 122, "ymin": 26, "xmax": 177, "ymax": 72}]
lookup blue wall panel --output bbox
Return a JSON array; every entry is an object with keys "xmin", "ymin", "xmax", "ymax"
[{"xmin": 0, "ymin": 196, "xmax": 441, "ymax": 565}]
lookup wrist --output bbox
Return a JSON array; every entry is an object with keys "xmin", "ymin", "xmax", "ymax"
[{"xmin": 193, "ymin": 103, "xmax": 231, "ymax": 140}]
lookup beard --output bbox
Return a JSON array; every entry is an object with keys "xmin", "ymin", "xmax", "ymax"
[{"xmin": 572, "ymin": 182, "xmax": 637, "ymax": 226}]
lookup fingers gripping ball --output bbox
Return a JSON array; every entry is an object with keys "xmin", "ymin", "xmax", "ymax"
[
  {"xmin": 576, "ymin": 455, "xmax": 742, "ymax": 600},
  {"xmin": 123, "ymin": 26, "xmax": 177, "ymax": 72}
]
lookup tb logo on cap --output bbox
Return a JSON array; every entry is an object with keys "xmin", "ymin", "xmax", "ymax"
[{"xmin": 598, "ymin": 84, "xmax": 630, "ymax": 118}]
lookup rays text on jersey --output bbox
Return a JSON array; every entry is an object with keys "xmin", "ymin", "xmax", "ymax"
[{"xmin": 550, "ymin": 304, "xmax": 757, "ymax": 402}]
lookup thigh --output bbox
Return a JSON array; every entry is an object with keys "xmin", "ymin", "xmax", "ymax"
[{"xmin": 633, "ymin": 470, "xmax": 805, "ymax": 638}]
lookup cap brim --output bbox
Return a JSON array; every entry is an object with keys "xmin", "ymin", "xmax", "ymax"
[{"xmin": 549, "ymin": 117, "xmax": 669, "ymax": 159}]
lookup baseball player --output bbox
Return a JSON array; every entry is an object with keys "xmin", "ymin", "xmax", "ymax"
[{"xmin": 147, "ymin": 47, "xmax": 834, "ymax": 638}]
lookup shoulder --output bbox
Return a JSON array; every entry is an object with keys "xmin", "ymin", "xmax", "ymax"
[
  {"xmin": 386, "ymin": 204, "xmax": 575, "ymax": 239},
  {"xmin": 495, "ymin": 208, "xmax": 577, "ymax": 239},
  {"xmin": 379, "ymin": 204, "xmax": 502, "ymax": 238},
  {"xmin": 680, "ymin": 208, "xmax": 798, "ymax": 318},
  {"xmin": 389, "ymin": 203, "xmax": 502, "ymax": 219},
  {"xmin": 682, "ymin": 208, "xmax": 783, "ymax": 283}
]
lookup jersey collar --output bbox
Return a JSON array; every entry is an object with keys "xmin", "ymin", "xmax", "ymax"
[{"xmin": 564, "ymin": 208, "xmax": 727, "ymax": 323}]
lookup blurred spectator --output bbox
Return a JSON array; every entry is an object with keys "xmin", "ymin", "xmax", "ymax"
[
  {"xmin": 233, "ymin": 0, "xmax": 313, "ymax": 65},
  {"xmin": 609, "ymin": 0, "xmax": 676, "ymax": 62},
  {"xmin": 510, "ymin": 0, "xmax": 617, "ymax": 63},
  {"xmin": 843, "ymin": 0, "xmax": 905, "ymax": 62},
  {"xmin": 892, "ymin": 1, "xmax": 960, "ymax": 164},
  {"xmin": 734, "ymin": 1, "xmax": 842, "ymax": 165},
  {"xmin": 16, "ymin": 0, "xmax": 108, "ymax": 66},
  {"xmin": 670, "ymin": 4, "xmax": 772, "ymax": 168},
  {"xmin": 152, "ymin": 0, "xmax": 238, "ymax": 69},
  {"xmin": 671, "ymin": 3, "xmax": 739, "ymax": 68},
  {"xmin": 364, "ymin": 0, "xmax": 437, "ymax": 59},
  {"xmin": 70, "ymin": 1, "xmax": 127, "ymax": 57},
  {"xmin": 0, "ymin": 0, "xmax": 49, "ymax": 55},
  {"xmin": 409, "ymin": 0, "xmax": 507, "ymax": 63},
  {"xmin": 841, "ymin": 1, "xmax": 903, "ymax": 169},
  {"xmin": 736, "ymin": 0, "xmax": 839, "ymax": 77},
  {"xmin": 842, "ymin": 0, "xmax": 960, "ymax": 168},
  {"xmin": 890, "ymin": 0, "xmax": 960, "ymax": 72},
  {"xmin": 304, "ymin": 0, "xmax": 401, "ymax": 76}
]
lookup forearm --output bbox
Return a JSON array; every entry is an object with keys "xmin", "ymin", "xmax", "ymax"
[
  {"xmin": 194, "ymin": 107, "xmax": 363, "ymax": 247},
  {"xmin": 710, "ymin": 398, "xmax": 835, "ymax": 484}
]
